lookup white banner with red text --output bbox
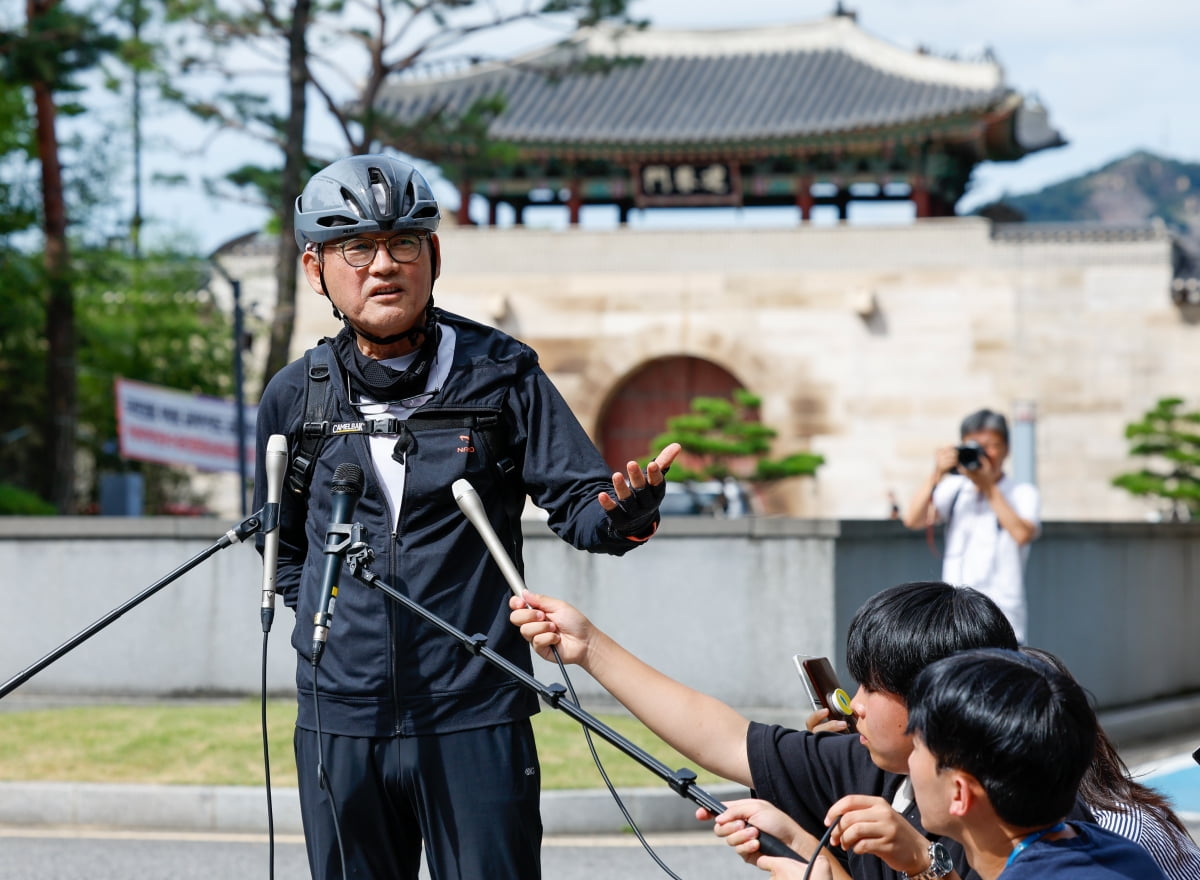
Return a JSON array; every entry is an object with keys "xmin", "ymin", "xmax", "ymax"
[{"xmin": 115, "ymin": 377, "xmax": 257, "ymax": 473}]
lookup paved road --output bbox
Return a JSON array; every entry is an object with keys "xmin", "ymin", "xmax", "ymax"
[{"xmin": 0, "ymin": 826, "xmax": 749, "ymax": 880}]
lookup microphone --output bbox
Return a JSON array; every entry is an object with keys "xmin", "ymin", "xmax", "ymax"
[
  {"xmin": 451, "ymin": 478, "xmax": 807, "ymax": 865},
  {"xmin": 311, "ymin": 463, "xmax": 365, "ymax": 666},
  {"xmin": 260, "ymin": 434, "xmax": 288, "ymax": 633},
  {"xmin": 451, "ymin": 478, "xmax": 527, "ymax": 603}
]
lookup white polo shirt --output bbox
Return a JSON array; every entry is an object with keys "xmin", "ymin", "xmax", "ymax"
[{"xmin": 933, "ymin": 473, "xmax": 1041, "ymax": 642}]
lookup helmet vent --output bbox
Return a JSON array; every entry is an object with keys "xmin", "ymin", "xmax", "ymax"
[
  {"xmin": 339, "ymin": 186, "xmax": 366, "ymax": 219},
  {"xmin": 367, "ymin": 167, "xmax": 394, "ymax": 218}
]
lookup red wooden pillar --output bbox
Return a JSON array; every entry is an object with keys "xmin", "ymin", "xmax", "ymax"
[
  {"xmin": 457, "ymin": 177, "xmax": 473, "ymax": 225},
  {"xmin": 911, "ymin": 177, "xmax": 932, "ymax": 218},
  {"xmin": 796, "ymin": 176, "xmax": 814, "ymax": 222},
  {"xmin": 567, "ymin": 179, "xmax": 582, "ymax": 226},
  {"xmin": 487, "ymin": 198, "xmax": 498, "ymax": 227}
]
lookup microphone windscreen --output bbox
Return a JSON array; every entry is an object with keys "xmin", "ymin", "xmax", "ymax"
[{"xmin": 332, "ymin": 463, "xmax": 364, "ymax": 494}]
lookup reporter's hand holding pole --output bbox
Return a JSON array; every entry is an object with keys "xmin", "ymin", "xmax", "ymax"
[
  {"xmin": 509, "ymin": 591, "xmax": 756, "ymax": 786},
  {"xmin": 706, "ymin": 799, "xmax": 837, "ymax": 874}
]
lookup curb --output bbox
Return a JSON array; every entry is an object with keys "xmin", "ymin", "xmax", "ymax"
[
  {"xmin": 0, "ymin": 780, "xmax": 749, "ymax": 836},
  {"xmin": 1, "ymin": 694, "xmax": 1196, "ymax": 836}
]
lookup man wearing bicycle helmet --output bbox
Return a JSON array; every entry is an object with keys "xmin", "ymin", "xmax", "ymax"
[{"xmin": 254, "ymin": 154, "xmax": 679, "ymax": 880}]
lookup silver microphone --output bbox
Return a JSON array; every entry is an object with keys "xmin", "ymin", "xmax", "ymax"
[
  {"xmin": 452, "ymin": 478, "xmax": 527, "ymax": 602},
  {"xmin": 260, "ymin": 433, "xmax": 288, "ymax": 632}
]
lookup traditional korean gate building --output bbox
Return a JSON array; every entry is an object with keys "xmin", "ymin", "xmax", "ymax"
[
  {"xmin": 258, "ymin": 13, "xmax": 1199, "ymax": 520},
  {"xmin": 375, "ymin": 11, "xmax": 1062, "ymax": 227}
]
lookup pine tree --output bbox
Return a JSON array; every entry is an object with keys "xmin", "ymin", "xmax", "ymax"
[
  {"xmin": 1112, "ymin": 397, "xmax": 1200, "ymax": 521},
  {"xmin": 650, "ymin": 389, "xmax": 824, "ymax": 484}
]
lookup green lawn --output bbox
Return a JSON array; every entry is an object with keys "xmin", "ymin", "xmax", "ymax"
[{"xmin": 0, "ymin": 700, "xmax": 725, "ymax": 791}]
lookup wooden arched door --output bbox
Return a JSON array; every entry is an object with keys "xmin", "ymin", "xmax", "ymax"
[{"xmin": 598, "ymin": 356, "xmax": 742, "ymax": 470}]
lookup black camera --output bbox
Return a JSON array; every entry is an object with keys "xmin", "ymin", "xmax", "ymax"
[{"xmin": 956, "ymin": 441, "xmax": 985, "ymax": 471}]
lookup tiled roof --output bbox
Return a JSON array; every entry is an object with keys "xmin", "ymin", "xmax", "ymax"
[
  {"xmin": 376, "ymin": 16, "xmax": 1040, "ymax": 151},
  {"xmin": 990, "ymin": 221, "xmax": 1168, "ymax": 244}
]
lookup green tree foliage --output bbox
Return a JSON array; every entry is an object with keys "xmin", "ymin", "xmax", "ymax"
[
  {"xmin": 162, "ymin": 0, "xmax": 645, "ymax": 383},
  {"xmin": 0, "ymin": 82, "xmax": 37, "ymax": 235},
  {"xmin": 2, "ymin": 0, "xmax": 124, "ymax": 511},
  {"xmin": 0, "ymin": 247, "xmax": 48, "ymax": 501},
  {"xmin": 1112, "ymin": 397, "xmax": 1200, "ymax": 521},
  {"xmin": 649, "ymin": 389, "xmax": 825, "ymax": 484},
  {"xmin": 0, "ymin": 76, "xmax": 44, "ymax": 503},
  {"xmin": 0, "ymin": 243, "xmax": 234, "ymax": 513},
  {"xmin": 0, "ymin": 483, "xmax": 58, "ymax": 515},
  {"xmin": 76, "ymin": 250, "xmax": 233, "ymax": 452},
  {"xmin": 3, "ymin": 2, "xmax": 243, "ymax": 513}
]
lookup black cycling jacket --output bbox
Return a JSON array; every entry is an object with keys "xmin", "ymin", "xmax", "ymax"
[{"xmin": 253, "ymin": 310, "xmax": 649, "ymax": 737}]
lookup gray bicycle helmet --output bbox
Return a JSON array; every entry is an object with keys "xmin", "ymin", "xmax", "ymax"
[{"xmin": 294, "ymin": 154, "xmax": 440, "ymax": 249}]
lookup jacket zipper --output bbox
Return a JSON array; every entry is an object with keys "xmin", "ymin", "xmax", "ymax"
[{"xmin": 389, "ymin": 450, "xmax": 406, "ymax": 736}]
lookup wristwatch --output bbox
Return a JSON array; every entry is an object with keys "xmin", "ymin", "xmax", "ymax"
[{"xmin": 903, "ymin": 841, "xmax": 954, "ymax": 880}]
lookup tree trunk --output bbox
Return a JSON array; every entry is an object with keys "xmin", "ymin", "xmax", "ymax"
[
  {"xmin": 264, "ymin": 0, "xmax": 312, "ymax": 385},
  {"xmin": 29, "ymin": 0, "xmax": 76, "ymax": 513}
]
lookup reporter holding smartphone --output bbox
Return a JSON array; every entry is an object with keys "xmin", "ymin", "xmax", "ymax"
[{"xmin": 901, "ymin": 409, "xmax": 1040, "ymax": 642}]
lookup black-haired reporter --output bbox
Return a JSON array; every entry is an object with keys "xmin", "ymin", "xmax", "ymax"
[
  {"xmin": 511, "ymin": 581, "xmax": 1025, "ymax": 880},
  {"xmin": 902, "ymin": 409, "xmax": 1040, "ymax": 642},
  {"xmin": 905, "ymin": 649, "xmax": 1165, "ymax": 880},
  {"xmin": 1019, "ymin": 648, "xmax": 1200, "ymax": 880},
  {"xmin": 254, "ymin": 154, "xmax": 678, "ymax": 880}
]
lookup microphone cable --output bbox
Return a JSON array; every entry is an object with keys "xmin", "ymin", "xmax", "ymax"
[
  {"xmin": 257, "ymin": 432, "xmax": 287, "ymax": 879},
  {"xmin": 804, "ymin": 816, "xmax": 840, "ymax": 880},
  {"xmin": 311, "ymin": 662, "xmax": 349, "ymax": 880},
  {"xmin": 260, "ymin": 632, "xmax": 276, "ymax": 880},
  {"xmin": 548, "ymin": 644, "xmax": 685, "ymax": 880},
  {"xmin": 550, "ymin": 645, "xmax": 834, "ymax": 879}
]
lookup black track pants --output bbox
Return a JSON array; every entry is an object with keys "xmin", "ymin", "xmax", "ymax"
[{"xmin": 295, "ymin": 720, "xmax": 542, "ymax": 880}]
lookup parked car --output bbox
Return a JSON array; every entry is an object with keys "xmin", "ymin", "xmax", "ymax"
[{"xmin": 660, "ymin": 479, "xmax": 752, "ymax": 517}]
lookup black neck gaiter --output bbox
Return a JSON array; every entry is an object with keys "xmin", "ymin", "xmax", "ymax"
[{"xmin": 329, "ymin": 319, "xmax": 439, "ymax": 404}]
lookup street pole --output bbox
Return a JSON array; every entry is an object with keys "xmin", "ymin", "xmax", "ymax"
[
  {"xmin": 210, "ymin": 257, "xmax": 249, "ymax": 516},
  {"xmin": 232, "ymin": 277, "xmax": 248, "ymax": 516}
]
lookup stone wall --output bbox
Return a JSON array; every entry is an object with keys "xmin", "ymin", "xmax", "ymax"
[{"xmin": 267, "ymin": 217, "xmax": 1197, "ymax": 521}]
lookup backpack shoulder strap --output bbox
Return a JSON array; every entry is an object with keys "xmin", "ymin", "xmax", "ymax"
[
  {"xmin": 286, "ymin": 342, "xmax": 337, "ymax": 497},
  {"xmin": 943, "ymin": 481, "xmax": 964, "ymax": 532}
]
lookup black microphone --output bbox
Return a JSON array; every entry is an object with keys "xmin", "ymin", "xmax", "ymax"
[
  {"xmin": 311, "ymin": 463, "xmax": 365, "ymax": 666},
  {"xmin": 260, "ymin": 434, "xmax": 288, "ymax": 633},
  {"xmin": 452, "ymin": 478, "xmax": 527, "ymax": 603}
]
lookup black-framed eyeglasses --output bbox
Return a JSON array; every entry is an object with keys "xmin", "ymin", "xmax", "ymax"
[{"xmin": 333, "ymin": 233, "xmax": 426, "ymax": 268}]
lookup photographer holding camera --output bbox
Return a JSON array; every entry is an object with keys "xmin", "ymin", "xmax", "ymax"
[{"xmin": 902, "ymin": 409, "xmax": 1040, "ymax": 642}]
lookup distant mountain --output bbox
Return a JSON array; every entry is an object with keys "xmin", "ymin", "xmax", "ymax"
[{"xmin": 977, "ymin": 151, "xmax": 1200, "ymax": 243}]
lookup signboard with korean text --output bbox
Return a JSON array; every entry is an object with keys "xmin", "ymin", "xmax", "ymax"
[
  {"xmin": 635, "ymin": 161, "xmax": 741, "ymax": 207},
  {"xmin": 115, "ymin": 378, "xmax": 256, "ymax": 473}
]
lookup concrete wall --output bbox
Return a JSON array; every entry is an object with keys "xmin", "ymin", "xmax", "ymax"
[
  {"xmin": 830, "ymin": 519, "xmax": 1200, "ymax": 708},
  {"xmin": 2, "ymin": 517, "xmax": 1196, "ymax": 715}
]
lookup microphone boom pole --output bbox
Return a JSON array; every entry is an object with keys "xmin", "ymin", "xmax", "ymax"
[
  {"xmin": 0, "ymin": 509, "xmax": 269, "ymax": 702},
  {"xmin": 341, "ymin": 541, "xmax": 806, "ymax": 863}
]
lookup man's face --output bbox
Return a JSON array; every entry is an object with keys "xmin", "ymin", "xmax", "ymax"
[
  {"xmin": 849, "ymin": 685, "xmax": 912, "ymax": 774},
  {"xmin": 303, "ymin": 231, "xmax": 440, "ymax": 346},
  {"xmin": 907, "ymin": 735, "xmax": 953, "ymax": 836},
  {"xmin": 961, "ymin": 429, "xmax": 1008, "ymax": 468}
]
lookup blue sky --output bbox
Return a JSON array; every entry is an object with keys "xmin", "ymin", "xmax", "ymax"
[{"xmin": 107, "ymin": 0, "xmax": 1200, "ymax": 253}]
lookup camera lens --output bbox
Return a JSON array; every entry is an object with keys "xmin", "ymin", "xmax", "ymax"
[{"xmin": 956, "ymin": 444, "xmax": 982, "ymax": 471}]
